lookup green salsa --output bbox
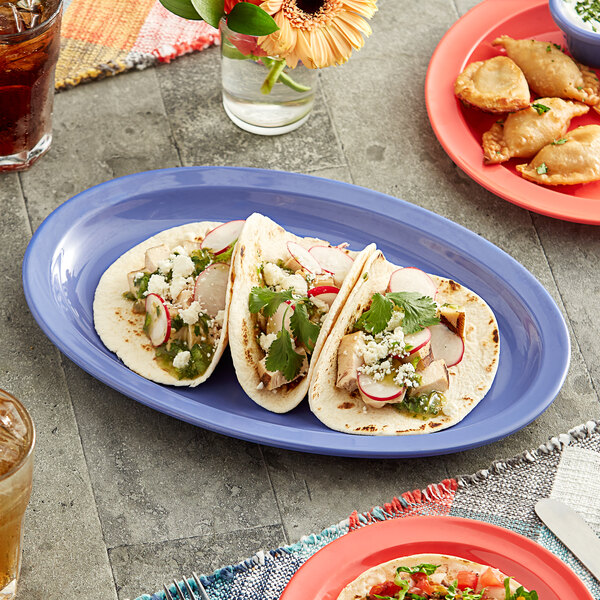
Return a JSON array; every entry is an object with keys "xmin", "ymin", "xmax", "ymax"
[
  {"xmin": 155, "ymin": 339, "xmax": 214, "ymax": 380},
  {"xmin": 395, "ymin": 391, "xmax": 446, "ymax": 419}
]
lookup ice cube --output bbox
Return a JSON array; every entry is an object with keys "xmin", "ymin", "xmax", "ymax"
[
  {"xmin": 0, "ymin": 3, "xmax": 24, "ymax": 34},
  {"xmin": 0, "ymin": 398, "xmax": 31, "ymax": 477}
]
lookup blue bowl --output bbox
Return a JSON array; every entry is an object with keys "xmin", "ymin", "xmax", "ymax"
[{"xmin": 549, "ymin": 0, "xmax": 600, "ymax": 67}]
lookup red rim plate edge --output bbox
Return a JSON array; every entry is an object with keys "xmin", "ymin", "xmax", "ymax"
[
  {"xmin": 425, "ymin": 0, "xmax": 600, "ymax": 225},
  {"xmin": 280, "ymin": 516, "xmax": 593, "ymax": 600}
]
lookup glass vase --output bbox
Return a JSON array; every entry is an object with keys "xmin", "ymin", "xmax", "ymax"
[{"xmin": 220, "ymin": 19, "xmax": 318, "ymax": 135}]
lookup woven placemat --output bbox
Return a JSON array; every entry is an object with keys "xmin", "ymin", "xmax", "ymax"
[
  {"xmin": 55, "ymin": 0, "xmax": 218, "ymax": 91},
  {"xmin": 135, "ymin": 420, "xmax": 600, "ymax": 600}
]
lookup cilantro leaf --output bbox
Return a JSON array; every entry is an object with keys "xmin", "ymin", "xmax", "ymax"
[
  {"xmin": 249, "ymin": 287, "xmax": 295, "ymax": 317},
  {"xmin": 531, "ymin": 102, "xmax": 551, "ymax": 115},
  {"xmin": 445, "ymin": 580, "xmax": 458, "ymax": 599},
  {"xmin": 397, "ymin": 564, "xmax": 439, "ymax": 576},
  {"xmin": 504, "ymin": 578, "xmax": 538, "ymax": 600},
  {"xmin": 462, "ymin": 590, "xmax": 484, "ymax": 600},
  {"xmin": 354, "ymin": 293, "xmax": 393, "ymax": 335},
  {"xmin": 536, "ymin": 162, "xmax": 548, "ymax": 175},
  {"xmin": 386, "ymin": 292, "xmax": 439, "ymax": 334},
  {"xmin": 290, "ymin": 303, "xmax": 320, "ymax": 353},
  {"xmin": 552, "ymin": 138, "xmax": 567, "ymax": 145},
  {"xmin": 265, "ymin": 327, "xmax": 305, "ymax": 381}
]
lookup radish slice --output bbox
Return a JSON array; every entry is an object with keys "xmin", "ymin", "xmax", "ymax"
[
  {"xmin": 144, "ymin": 294, "xmax": 171, "ymax": 347},
  {"xmin": 287, "ymin": 242, "xmax": 322, "ymax": 275},
  {"xmin": 308, "ymin": 285, "xmax": 340, "ymax": 308},
  {"xmin": 404, "ymin": 328, "xmax": 431, "ymax": 355},
  {"xmin": 201, "ymin": 220, "xmax": 245, "ymax": 255},
  {"xmin": 267, "ymin": 301, "xmax": 294, "ymax": 336},
  {"xmin": 388, "ymin": 267, "xmax": 437, "ymax": 298},
  {"xmin": 194, "ymin": 263, "xmax": 230, "ymax": 317},
  {"xmin": 358, "ymin": 372, "xmax": 406, "ymax": 402},
  {"xmin": 429, "ymin": 323, "xmax": 464, "ymax": 367},
  {"xmin": 309, "ymin": 246, "xmax": 354, "ymax": 286}
]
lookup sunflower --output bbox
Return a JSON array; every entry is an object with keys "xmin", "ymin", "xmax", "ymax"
[{"xmin": 258, "ymin": 0, "xmax": 377, "ymax": 69}]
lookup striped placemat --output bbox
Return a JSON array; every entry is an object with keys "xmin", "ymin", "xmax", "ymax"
[
  {"xmin": 55, "ymin": 0, "xmax": 218, "ymax": 91},
  {"xmin": 135, "ymin": 420, "xmax": 600, "ymax": 600}
]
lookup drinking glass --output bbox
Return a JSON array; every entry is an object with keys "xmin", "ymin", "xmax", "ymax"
[
  {"xmin": 0, "ymin": 389, "xmax": 35, "ymax": 600},
  {"xmin": 0, "ymin": 0, "xmax": 63, "ymax": 171}
]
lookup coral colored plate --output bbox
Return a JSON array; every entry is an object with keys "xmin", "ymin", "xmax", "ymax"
[
  {"xmin": 425, "ymin": 0, "xmax": 600, "ymax": 225},
  {"xmin": 281, "ymin": 516, "xmax": 593, "ymax": 599}
]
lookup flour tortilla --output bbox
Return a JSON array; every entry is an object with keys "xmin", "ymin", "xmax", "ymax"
[
  {"xmin": 337, "ymin": 554, "xmax": 525, "ymax": 600},
  {"xmin": 93, "ymin": 222, "xmax": 234, "ymax": 387},
  {"xmin": 309, "ymin": 251, "xmax": 500, "ymax": 434},
  {"xmin": 228, "ymin": 213, "xmax": 377, "ymax": 414}
]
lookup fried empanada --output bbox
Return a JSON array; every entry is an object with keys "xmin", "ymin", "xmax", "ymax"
[
  {"xmin": 454, "ymin": 56, "xmax": 530, "ymax": 113},
  {"xmin": 493, "ymin": 36, "xmax": 600, "ymax": 106},
  {"xmin": 516, "ymin": 125, "xmax": 600, "ymax": 185},
  {"xmin": 482, "ymin": 97, "xmax": 589, "ymax": 163}
]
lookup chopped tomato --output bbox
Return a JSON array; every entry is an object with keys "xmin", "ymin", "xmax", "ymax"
[
  {"xmin": 369, "ymin": 581, "xmax": 402, "ymax": 597},
  {"xmin": 411, "ymin": 572, "xmax": 434, "ymax": 594},
  {"xmin": 479, "ymin": 567, "xmax": 503, "ymax": 588},
  {"xmin": 457, "ymin": 570, "xmax": 479, "ymax": 590}
]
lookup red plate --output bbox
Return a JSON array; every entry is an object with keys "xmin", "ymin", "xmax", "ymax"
[
  {"xmin": 280, "ymin": 516, "xmax": 592, "ymax": 599},
  {"xmin": 425, "ymin": 0, "xmax": 600, "ymax": 225}
]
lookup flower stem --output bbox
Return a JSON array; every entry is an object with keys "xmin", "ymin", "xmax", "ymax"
[{"xmin": 261, "ymin": 57, "xmax": 312, "ymax": 94}]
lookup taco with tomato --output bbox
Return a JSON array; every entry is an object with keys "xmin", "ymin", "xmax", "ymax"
[{"xmin": 337, "ymin": 554, "xmax": 538, "ymax": 600}]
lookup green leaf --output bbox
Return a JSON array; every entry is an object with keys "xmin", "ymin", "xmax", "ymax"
[
  {"xmin": 552, "ymin": 138, "xmax": 567, "ymax": 145},
  {"xmin": 354, "ymin": 293, "xmax": 393, "ymax": 335},
  {"xmin": 227, "ymin": 2, "xmax": 279, "ymax": 35},
  {"xmin": 386, "ymin": 292, "xmax": 439, "ymax": 334},
  {"xmin": 248, "ymin": 287, "xmax": 295, "ymax": 317},
  {"xmin": 290, "ymin": 303, "xmax": 320, "ymax": 353},
  {"xmin": 212, "ymin": 242, "xmax": 236, "ymax": 264},
  {"xmin": 531, "ymin": 102, "xmax": 551, "ymax": 115},
  {"xmin": 159, "ymin": 0, "xmax": 202, "ymax": 20},
  {"xmin": 445, "ymin": 580, "xmax": 458, "ymax": 600},
  {"xmin": 265, "ymin": 327, "xmax": 305, "ymax": 381},
  {"xmin": 191, "ymin": 0, "xmax": 224, "ymax": 28},
  {"xmin": 536, "ymin": 162, "xmax": 548, "ymax": 175},
  {"xmin": 504, "ymin": 578, "xmax": 538, "ymax": 600},
  {"xmin": 397, "ymin": 564, "xmax": 440, "ymax": 577}
]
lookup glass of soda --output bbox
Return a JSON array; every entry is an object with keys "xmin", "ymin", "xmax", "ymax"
[
  {"xmin": 0, "ymin": 389, "xmax": 35, "ymax": 600},
  {"xmin": 0, "ymin": 0, "xmax": 62, "ymax": 171}
]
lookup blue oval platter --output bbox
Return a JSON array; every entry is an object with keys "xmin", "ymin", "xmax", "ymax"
[{"xmin": 22, "ymin": 167, "xmax": 570, "ymax": 458}]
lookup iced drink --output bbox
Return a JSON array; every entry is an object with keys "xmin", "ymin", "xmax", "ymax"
[
  {"xmin": 0, "ymin": 0, "xmax": 62, "ymax": 171},
  {"xmin": 0, "ymin": 389, "xmax": 34, "ymax": 600}
]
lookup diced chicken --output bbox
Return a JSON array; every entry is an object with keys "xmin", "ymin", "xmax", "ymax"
[
  {"xmin": 175, "ymin": 288, "xmax": 194, "ymax": 309},
  {"xmin": 283, "ymin": 256, "xmax": 301, "ymax": 272},
  {"xmin": 336, "ymin": 331, "xmax": 365, "ymax": 392},
  {"xmin": 127, "ymin": 270, "xmax": 143, "ymax": 295},
  {"xmin": 311, "ymin": 273, "xmax": 336, "ymax": 288},
  {"xmin": 266, "ymin": 302, "xmax": 294, "ymax": 336},
  {"xmin": 181, "ymin": 240, "xmax": 202, "ymax": 255},
  {"xmin": 402, "ymin": 341, "xmax": 433, "ymax": 371},
  {"xmin": 257, "ymin": 350, "xmax": 308, "ymax": 390},
  {"xmin": 408, "ymin": 359, "xmax": 449, "ymax": 397},
  {"xmin": 439, "ymin": 304, "xmax": 466, "ymax": 339},
  {"xmin": 144, "ymin": 244, "xmax": 171, "ymax": 272}
]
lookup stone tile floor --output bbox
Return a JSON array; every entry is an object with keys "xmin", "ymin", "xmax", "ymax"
[{"xmin": 1, "ymin": 0, "xmax": 599, "ymax": 598}]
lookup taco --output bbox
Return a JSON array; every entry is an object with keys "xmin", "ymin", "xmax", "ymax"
[
  {"xmin": 93, "ymin": 219, "xmax": 244, "ymax": 386},
  {"xmin": 309, "ymin": 250, "xmax": 499, "ymax": 434},
  {"xmin": 337, "ymin": 554, "xmax": 537, "ymax": 600},
  {"xmin": 228, "ymin": 213, "xmax": 376, "ymax": 413}
]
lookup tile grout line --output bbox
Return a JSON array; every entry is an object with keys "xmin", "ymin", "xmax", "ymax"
[
  {"xmin": 153, "ymin": 68, "xmax": 184, "ymax": 168},
  {"xmin": 450, "ymin": 0, "xmax": 460, "ymax": 18},
  {"xmin": 530, "ymin": 214, "xmax": 600, "ymax": 401},
  {"xmin": 319, "ymin": 74, "xmax": 356, "ymax": 185},
  {"xmin": 257, "ymin": 445, "xmax": 290, "ymax": 545},
  {"xmin": 16, "ymin": 173, "xmax": 34, "ymax": 237}
]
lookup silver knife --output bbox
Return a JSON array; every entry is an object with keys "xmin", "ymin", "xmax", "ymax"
[{"xmin": 535, "ymin": 498, "xmax": 600, "ymax": 582}]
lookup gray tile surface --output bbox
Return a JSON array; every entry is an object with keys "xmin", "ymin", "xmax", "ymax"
[{"xmin": 1, "ymin": 0, "xmax": 599, "ymax": 598}]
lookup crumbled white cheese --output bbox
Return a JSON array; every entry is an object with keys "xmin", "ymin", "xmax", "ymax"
[
  {"xmin": 259, "ymin": 332, "xmax": 277, "ymax": 352},
  {"xmin": 146, "ymin": 274, "xmax": 169, "ymax": 298},
  {"xmin": 387, "ymin": 309, "xmax": 404, "ymax": 330},
  {"xmin": 360, "ymin": 359, "xmax": 393, "ymax": 381},
  {"xmin": 171, "ymin": 245, "xmax": 186, "ymax": 256},
  {"xmin": 257, "ymin": 381, "xmax": 264, "ymax": 390},
  {"xmin": 214, "ymin": 310, "xmax": 225, "ymax": 326},
  {"xmin": 393, "ymin": 362, "xmax": 420, "ymax": 388},
  {"xmin": 157, "ymin": 258, "xmax": 173, "ymax": 275},
  {"xmin": 172, "ymin": 254, "xmax": 195, "ymax": 278},
  {"xmin": 262, "ymin": 262, "xmax": 308, "ymax": 296},
  {"xmin": 180, "ymin": 301, "xmax": 203, "ymax": 325},
  {"xmin": 173, "ymin": 350, "xmax": 191, "ymax": 369},
  {"xmin": 134, "ymin": 271, "xmax": 145, "ymax": 283},
  {"xmin": 170, "ymin": 276, "xmax": 193, "ymax": 300},
  {"xmin": 310, "ymin": 295, "xmax": 330, "ymax": 314}
]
